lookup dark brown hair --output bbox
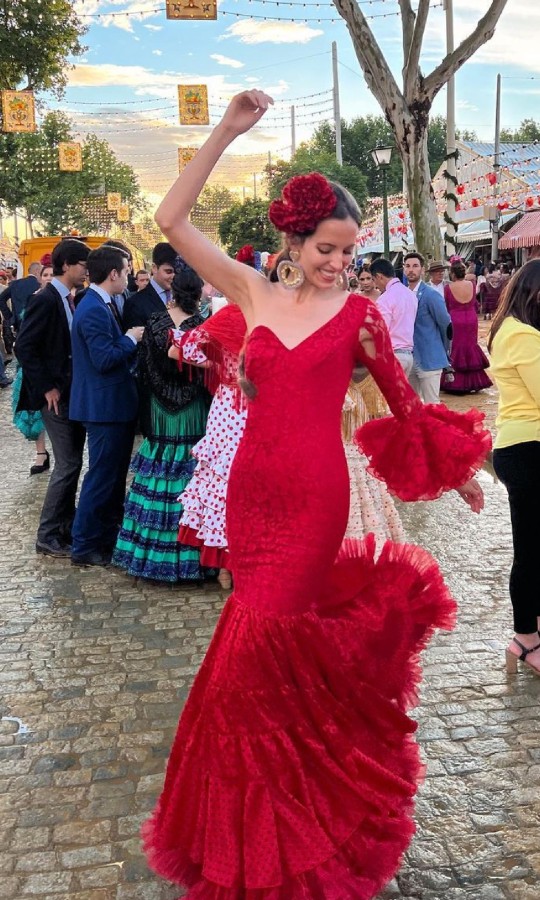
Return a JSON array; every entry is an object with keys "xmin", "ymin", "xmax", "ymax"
[
  {"xmin": 488, "ymin": 259, "xmax": 540, "ymax": 351},
  {"xmin": 449, "ymin": 260, "xmax": 466, "ymax": 280}
]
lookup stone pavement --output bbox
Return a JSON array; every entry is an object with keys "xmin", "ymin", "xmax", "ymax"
[{"xmin": 1, "ymin": 361, "xmax": 540, "ymax": 900}]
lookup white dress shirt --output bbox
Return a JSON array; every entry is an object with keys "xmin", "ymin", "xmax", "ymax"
[{"xmin": 51, "ymin": 277, "xmax": 73, "ymax": 331}]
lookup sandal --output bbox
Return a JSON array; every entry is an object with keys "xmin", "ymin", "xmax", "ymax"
[
  {"xmin": 505, "ymin": 638, "xmax": 540, "ymax": 675},
  {"xmin": 30, "ymin": 450, "xmax": 50, "ymax": 476}
]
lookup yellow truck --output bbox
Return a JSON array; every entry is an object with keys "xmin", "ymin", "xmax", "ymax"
[{"xmin": 18, "ymin": 235, "xmax": 145, "ymax": 275}]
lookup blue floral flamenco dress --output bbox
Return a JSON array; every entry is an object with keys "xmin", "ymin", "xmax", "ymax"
[
  {"xmin": 113, "ymin": 309, "xmax": 211, "ymax": 582},
  {"xmin": 12, "ymin": 365, "xmax": 44, "ymax": 441}
]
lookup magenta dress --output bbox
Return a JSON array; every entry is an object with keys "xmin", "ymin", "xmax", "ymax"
[{"xmin": 442, "ymin": 283, "xmax": 492, "ymax": 394}]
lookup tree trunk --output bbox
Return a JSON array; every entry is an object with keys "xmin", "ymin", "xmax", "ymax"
[{"xmin": 397, "ymin": 119, "xmax": 443, "ymax": 261}]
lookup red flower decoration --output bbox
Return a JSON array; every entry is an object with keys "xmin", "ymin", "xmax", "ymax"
[
  {"xmin": 455, "ymin": 203, "xmax": 461, "ymax": 212},
  {"xmin": 268, "ymin": 172, "xmax": 337, "ymax": 234},
  {"xmin": 398, "ymin": 211, "xmax": 405, "ymax": 220},
  {"xmin": 40, "ymin": 252, "xmax": 52, "ymax": 267},
  {"xmin": 526, "ymin": 197, "xmax": 534, "ymax": 208},
  {"xmin": 235, "ymin": 244, "xmax": 256, "ymax": 266},
  {"xmin": 487, "ymin": 173, "xmax": 497, "ymax": 186},
  {"xmin": 457, "ymin": 184, "xmax": 465, "ymax": 195},
  {"xmin": 471, "ymin": 198, "xmax": 479, "ymax": 208}
]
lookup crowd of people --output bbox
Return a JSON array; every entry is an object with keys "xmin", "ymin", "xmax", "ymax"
[{"xmin": 2, "ymin": 87, "xmax": 540, "ymax": 900}]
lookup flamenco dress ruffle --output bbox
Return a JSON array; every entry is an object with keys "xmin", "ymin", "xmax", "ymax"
[
  {"xmin": 113, "ymin": 395, "xmax": 209, "ymax": 581},
  {"xmin": 143, "ymin": 400, "xmax": 489, "ymax": 899},
  {"xmin": 179, "ymin": 384, "xmax": 248, "ymax": 570},
  {"xmin": 11, "ymin": 365, "xmax": 44, "ymax": 441}
]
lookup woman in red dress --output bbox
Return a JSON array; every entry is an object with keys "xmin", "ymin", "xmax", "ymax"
[{"xmin": 142, "ymin": 91, "xmax": 490, "ymax": 899}]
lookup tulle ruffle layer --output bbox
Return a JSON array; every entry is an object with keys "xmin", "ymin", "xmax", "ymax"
[
  {"xmin": 142, "ymin": 535, "xmax": 456, "ymax": 898},
  {"xmin": 355, "ymin": 403, "xmax": 491, "ymax": 502}
]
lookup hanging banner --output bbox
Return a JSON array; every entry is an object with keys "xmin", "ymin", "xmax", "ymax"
[
  {"xmin": 178, "ymin": 85, "xmax": 209, "ymax": 126},
  {"xmin": 58, "ymin": 142, "xmax": 83, "ymax": 172},
  {"xmin": 178, "ymin": 147, "xmax": 197, "ymax": 172},
  {"xmin": 1, "ymin": 90, "xmax": 36, "ymax": 133},
  {"xmin": 117, "ymin": 203, "xmax": 130, "ymax": 222},
  {"xmin": 166, "ymin": 0, "xmax": 217, "ymax": 19},
  {"xmin": 107, "ymin": 192, "xmax": 122, "ymax": 211}
]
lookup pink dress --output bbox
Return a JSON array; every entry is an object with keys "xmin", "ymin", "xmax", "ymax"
[{"xmin": 442, "ymin": 283, "xmax": 492, "ymax": 394}]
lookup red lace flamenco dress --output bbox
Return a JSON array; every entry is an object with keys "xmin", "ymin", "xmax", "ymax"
[{"xmin": 143, "ymin": 294, "xmax": 491, "ymax": 899}]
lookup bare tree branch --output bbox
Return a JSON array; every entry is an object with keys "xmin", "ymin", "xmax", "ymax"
[
  {"xmin": 398, "ymin": 0, "xmax": 416, "ymax": 64},
  {"xmin": 423, "ymin": 0, "xmax": 509, "ymax": 102},
  {"xmin": 333, "ymin": 0, "xmax": 405, "ymax": 125},
  {"xmin": 403, "ymin": 0, "xmax": 430, "ymax": 103}
]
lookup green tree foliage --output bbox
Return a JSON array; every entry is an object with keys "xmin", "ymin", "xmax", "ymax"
[
  {"xmin": 267, "ymin": 146, "xmax": 368, "ymax": 208},
  {"xmin": 0, "ymin": 111, "xmax": 143, "ymax": 235},
  {"xmin": 191, "ymin": 185, "xmax": 235, "ymax": 242},
  {"xmin": 500, "ymin": 119, "xmax": 540, "ymax": 143},
  {"xmin": 0, "ymin": 0, "xmax": 86, "ymax": 96},
  {"xmin": 307, "ymin": 115, "xmax": 472, "ymax": 197},
  {"xmin": 219, "ymin": 198, "xmax": 281, "ymax": 255}
]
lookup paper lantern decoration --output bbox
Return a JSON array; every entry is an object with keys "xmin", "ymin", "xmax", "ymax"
[
  {"xmin": 117, "ymin": 203, "xmax": 130, "ymax": 222},
  {"xmin": 58, "ymin": 142, "xmax": 83, "ymax": 172},
  {"xmin": 456, "ymin": 184, "xmax": 465, "ymax": 195},
  {"xmin": 487, "ymin": 173, "xmax": 497, "ymax": 186},
  {"xmin": 133, "ymin": 223, "xmax": 144, "ymax": 236},
  {"xmin": 178, "ymin": 147, "xmax": 197, "ymax": 172},
  {"xmin": 107, "ymin": 192, "xmax": 122, "ymax": 211},
  {"xmin": 526, "ymin": 197, "xmax": 534, "ymax": 208},
  {"xmin": 1, "ymin": 90, "xmax": 36, "ymax": 133},
  {"xmin": 471, "ymin": 198, "xmax": 480, "ymax": 208},
  {"xmin": 166, "ymin": 0, "xmax": 217, "ymax": 19},
  {"xmin": 178, "ymin": 85, "xmax": 209, "ymax": 126}
]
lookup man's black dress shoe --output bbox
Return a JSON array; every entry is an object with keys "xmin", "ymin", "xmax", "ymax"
[
  {"xmin": 71, "ymin": 551, "xmax": 112, "ymax": 568},
  {"xmin": 36, "ymin": 539, "xmax": 72, "ymax": 558}
]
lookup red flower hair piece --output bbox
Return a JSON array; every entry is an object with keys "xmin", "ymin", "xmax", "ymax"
[
  {"xmin": 40, "ymin": 253, "xmax": 52, "ymax": 267},
  {"xmin": 235, "ymin": 244, "xmax": 256, "ymax": 266},
  {"xmin": 268, "ymin": 172, "xmax": 337, "ymax": 234}
]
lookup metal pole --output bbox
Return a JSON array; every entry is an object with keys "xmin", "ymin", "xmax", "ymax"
[
  {"xmin": 242, "ymin": 186, "xmax": 246, "ymax": 202},
  {"xmin": 444, "ymin": 0, "xmax": 457, "ymax": 259},
  {"xmin": 291, "ymin": 105, "xmax": 296, "ymax": 156},
  {"xmin": 382, "ymin": 167, "xmax": 390, "ymax": 258},
  {"xmin": 332, "ymin": 41, "xmax": 343, "ymax": 165},
  {"xmin": 492, "ymin": 73, "xmax": 502, "ymax": 263},
  {"xmin": 253, "ymin": 173, "xmax": 257, "ymax": 200}
]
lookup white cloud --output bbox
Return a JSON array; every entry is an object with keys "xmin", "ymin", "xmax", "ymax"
[
  {"xmin": 144, "ymin": 24, "xmax": 163, "ymax": 31},
  {"xmin": 245, "ymin": 77, "xmax": 260, "ymax": 84},
  {"xmin": 68, "ymin": 63, "xmax": 243, "ymax": 100},
  {"xmin": 152, "ymin": 49, "xmax": 163, "ymax": 56},
  {"xmin": 79, "ymin": 0, "xmax": 162, "ymax": 33},
  {"xmin": 210, "ymin": 53, "xmax": 244, "ymax": 69},
  {"xmin": 221, "ymin": 20, "xmax": 324, "ymax": 45}
]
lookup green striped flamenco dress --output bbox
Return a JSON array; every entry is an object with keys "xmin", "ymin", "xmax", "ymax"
[{"xmin": 113, "ymin": 309, "xmax": 211, "ymax": 581}]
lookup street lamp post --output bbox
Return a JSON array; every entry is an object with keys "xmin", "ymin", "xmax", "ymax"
[{"xmin": 371, "ymin": 146, "xmax": 393, "ymax": 258}]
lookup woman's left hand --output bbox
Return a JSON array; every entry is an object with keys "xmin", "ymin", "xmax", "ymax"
[{"xmin": 455, "ymin": 477, "xmax": 484, "ymax": 513}]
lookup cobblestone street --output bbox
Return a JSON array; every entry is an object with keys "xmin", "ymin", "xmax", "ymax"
[{"xmin": 1, "ymin": 358, "xmax": 540, "ymax": 900}]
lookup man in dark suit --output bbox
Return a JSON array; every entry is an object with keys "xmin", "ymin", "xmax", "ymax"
[
  {"xmin": 69, "ymin": 245, "xmax": 144, "ymax": 566},
  {"xmin": 0, "ymin": 261, "xmax": 42, "ymax": 332},
  {"xmin": 123, "ymin": 241, "xmax": 176, "ymax": 328},
  {"xmin": 15, "ymin": 239, "xmax": 91, "ymax": 557}
]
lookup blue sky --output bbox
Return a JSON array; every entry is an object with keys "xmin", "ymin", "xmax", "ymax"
[{"xmin": 50, "ymin": 0, "xmax": 539, "ymax": 205}]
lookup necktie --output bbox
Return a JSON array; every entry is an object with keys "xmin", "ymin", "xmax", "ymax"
[
  {"xmin": 109, "ymin": 297, "xmax": 123, "ymax": 328},
  {"xmin": 164, "ymin": 290, "xmax": 172, "ymax": 305}
]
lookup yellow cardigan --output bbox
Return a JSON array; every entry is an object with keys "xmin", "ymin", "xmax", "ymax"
[{"xmin": 490, "ymin": 316, "xmax": 540, "ymax": 449}]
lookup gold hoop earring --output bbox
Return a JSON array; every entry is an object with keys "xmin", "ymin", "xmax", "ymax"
[{"xmin": 277, "ymin": 249, "xmax": 304, "ymax": 290}]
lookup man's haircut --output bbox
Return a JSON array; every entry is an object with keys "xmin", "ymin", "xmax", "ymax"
[
  {"xmin": 103, "ymin": 238, "xmax": 132, "ymax": 261},
  {"xmin": 87, "ymin": 245, "xmax": 129, "ymax": 285},
  {"xmin": 51, "ymin": 239, "xmax": 90, "ymax": 276},
  {"xmin": 152, "ymin": 242, "xmax": 177, "ymax": 268},
  {"xmin": 403, "ymin": 251, "xmax": 425, "ymax": 267},
  {"xmin": 136, "ymin": 269, "xmax": 148, "ymax": 278},
  {"xmin": 28, "ymin": 261, "xmax": 42, "ymax": 276},
  {"xmin": 369, "ymin": 257, "xmax": 395, "ymax": 279}
]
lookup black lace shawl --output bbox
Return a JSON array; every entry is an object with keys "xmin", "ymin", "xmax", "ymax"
[{"xmin": 138, "ymin": 308, "xmax": 208, "ymax": 437}]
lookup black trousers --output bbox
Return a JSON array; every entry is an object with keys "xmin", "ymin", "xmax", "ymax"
[
  {"xmin": 38, "ymin": 402, "xmax": 86, "ymax": 545},
  {"xmin": 493, "ymin": 441, "xmax": 540, "ymax": 634}
]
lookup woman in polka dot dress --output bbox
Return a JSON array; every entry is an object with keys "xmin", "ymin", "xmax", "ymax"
[{"xmin": 170, "ymin": 303, "xmax": 247, "ymax": 590}]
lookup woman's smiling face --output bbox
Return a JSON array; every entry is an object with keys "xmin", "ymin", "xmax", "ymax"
[{"xmin": 296, "ymin": 216, "xmax": 358, "ymax": 290}]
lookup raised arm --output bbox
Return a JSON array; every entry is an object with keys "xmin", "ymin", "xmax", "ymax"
[{"xmin": 155, "ymin": 90, "xmax": 273, "ymax": 316}]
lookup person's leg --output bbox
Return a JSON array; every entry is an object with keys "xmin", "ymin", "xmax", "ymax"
[
  {"xmin": 72, "ymin": 422, "xmax": 134, "ymax": 558},
  {"xmin": 396, "ymin": 351, "xmax": 414, "ymax": 380},
  {"xmin": 408, "ymin": 362, "xmax": 422, "ymax": 399},
  {"xmin": 0, "ymin": 348, "xmax": 11, "ymax": 386},
  {"xmin": 417, "ymin": 369, "xmax": 442, "ymax": 404},
  {"xmin": 37, "ymin": 404, "xmax": 85, "ymax": 548},
  {"xmin": 103, "ymin": 422, "xmax": 136, "ymax": 552},
  {"xmin": 494, "ymin": 442, "xmax": 540, "ymax": 665}
]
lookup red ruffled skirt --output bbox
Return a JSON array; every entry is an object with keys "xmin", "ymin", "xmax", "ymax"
[{"xmin": 142, "ymin": 535, "xmax": 456, "ymax": 899}]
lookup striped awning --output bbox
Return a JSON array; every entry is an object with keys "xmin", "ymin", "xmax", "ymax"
[{"xmin": 499, "ymin": 211, "xmax": 540, "ymax": 249}]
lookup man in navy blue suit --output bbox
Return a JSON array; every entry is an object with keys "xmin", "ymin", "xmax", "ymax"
[{"xmin": 69, "ymin": 245, "xmax": 144, "ymax": 567}]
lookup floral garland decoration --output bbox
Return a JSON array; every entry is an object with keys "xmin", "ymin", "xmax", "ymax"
[{"xmin": 268, "ymin": 172, "xmax": 337, "ymax": 234}]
